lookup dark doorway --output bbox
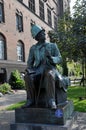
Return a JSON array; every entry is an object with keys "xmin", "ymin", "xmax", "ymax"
[{"xmin": 0, "ymin": 68, "xmax": 7, "ymax": 84}]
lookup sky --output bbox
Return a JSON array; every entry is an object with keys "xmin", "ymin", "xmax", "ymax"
[{"xmin": 70, "ymin": 0, "xmax": 76, "ymax": 14}]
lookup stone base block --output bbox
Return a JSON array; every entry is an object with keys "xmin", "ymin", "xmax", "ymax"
[
  {"xmin": 15, "ymin": 101, "xmax": 74, "ymax": 125},
  {"xmin": 10, "ymin": 101, "xmax": 76, "ymax": 130},
  {"xmin": 11, "ymin": 112, "xmax": 77, "ymax": 130}
]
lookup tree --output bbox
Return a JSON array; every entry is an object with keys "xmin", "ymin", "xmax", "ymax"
[
  {"xmin": 9, "ymin": 70, "xmax": 25, "ymax": 89},
  {"xmin": 73, "ymin": 0, "xmax": 86, "ymax": 85},
  {"xmin": 48, "ymin": 1, "xmax": 86, "ymax": 78},
  {"xmin": 73, "ymin": 0, "xmax": 86, "ymax": 56},
  {"xmin": 48, "ymin": 12, "xmax": 76, "ymax": 76}
]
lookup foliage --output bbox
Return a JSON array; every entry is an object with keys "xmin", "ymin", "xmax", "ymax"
[
  {"xmin": 0, "ymin": 83, "xmax": 12, "ymax": 94},
  {"xmin": 67, "ymin": 86, "xmax": 86, "ymax": 112},
  {"xmin": 48, "ymin": 12, "xmax": 76, "ymax": 76},
  {"xmin": 48, "ymin": 0, "xmax": 86, "ymax": 59},
  {"xmin": 68, "ymin": 61, "xmax": 82, "ymax": 77},
  {"xmin": 48, "ymin": 12, "xmax": 76, "ymax": 61},
  {"xmin": 9, "ymin": 70, "xmax": 25, "ymax": 89},
  {"xmin": 72, "ymin": 0, "xmax": 86, "ymax": 82},
  {"xmin": 72, "ymin": 0, "xmax": 86, "ymax": 57},
  {"xmin": 48, "ymin": 1, "xmax": 86, "ymax": 76}
]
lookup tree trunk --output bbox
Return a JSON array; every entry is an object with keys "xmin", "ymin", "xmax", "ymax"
[{"xmin": 62, "ymin": 60, "xmax": 68, "ymax": 76}]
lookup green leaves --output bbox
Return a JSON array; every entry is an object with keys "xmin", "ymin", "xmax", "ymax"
[
  {"xmin": 9, "ymin": 70, "xmax": 25, "ymax": 89},
  {"xmin": 48, "ymin": 1, "xmax": 86, "ymax": 76},
  {"xmin": 73, "ymin": 0, "xmax": 86, "ymax": 56},
  {"xmin": 48, "ymin": 12, "xmax": 76, "ymax": 61}
]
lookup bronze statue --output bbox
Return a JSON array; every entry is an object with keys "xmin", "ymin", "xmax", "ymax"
[{"xmin": 24, "ymin": 24, "xmax": 70, "ymax": 109}]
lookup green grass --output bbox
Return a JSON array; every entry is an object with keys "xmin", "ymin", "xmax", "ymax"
[
  {"xmin": 67, "ymin": 86, "xmax": 86, "ymax": 112},
  {"xmin": 6, "ymin": 86, "xmax": 86, "ymax": 112},
  {"xmin": 6, "ymin": 101, "xmax": 26, "ymax": 110}
]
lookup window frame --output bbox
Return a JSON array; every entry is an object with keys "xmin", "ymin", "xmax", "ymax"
[
  {"xmin": 0, "ymin": 34, "xmax": 7, "ymax": 60},
  {"xmin": 28, "ymin": 0, "xmax": 35, "ymax": 13},
  {"xmin": 16, "ymin": 10, "xmax": 23, "ymax": 32},
  {"xmin": 17, "ymin": 41, "xmax": 25, "ymax": 62},
  {"xmin": 47, "ymin": 8, "xmax": 52, "ymax": 26},
  {"xmin": 0, "ymin": 0, "xmax": 5, "ymax": 23},
  {"xmin": 39, "ymin": 0, "xmax": 45, "ymax": 21},
  {"xmin": 54, "ymin": 15, "xmax": 57, "ymax": 31},
  {"xmin": 18, "ymin": 0, "xmax": 23, "ymax": 2}
]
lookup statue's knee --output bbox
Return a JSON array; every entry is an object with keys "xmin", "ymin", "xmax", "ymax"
[{"xmin": 24, "ymin": 73, "xmax": 30, "ymax": 82}]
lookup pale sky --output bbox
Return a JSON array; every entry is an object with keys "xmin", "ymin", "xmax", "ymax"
[{"xmin": 70, "ymin": 0, "xmax": 76, "ymax": 14}]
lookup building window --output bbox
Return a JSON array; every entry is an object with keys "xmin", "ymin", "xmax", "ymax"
[
  {"xmin": 17, "ymin": 41, "xmax": 24, "ymax": 62},
  {"xmin": 18, "ymin": 0, "xmax": 23, "ymax": 2},
  {"xmin": 0, "ymin": 34, "xmax": 6, "ymax": 60},
  {"xmin": 16, "ymin": 10, "xmax": 23, "ymax": 32},
  {"xmin": 39, "ymin": 0, "xmax": 45, "ymax": 21},
  {"xmin": 28, "ymin": 0, "xmax": 35, "ymax": 13},
  {"xmin": 0, "ymin": 0, "xmax": 4, "ymax": 23},
  {"xmin": 47, "ymin": 8, "xmax": 52, "ymax": 26},
  {"xmin": 54, "ymin": 15, "xmax": 57, "ymax": 31}
]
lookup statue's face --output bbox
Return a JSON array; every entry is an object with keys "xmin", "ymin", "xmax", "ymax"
[
  {"xmin": 40, "ymin": 31, "xmax": 46, "ymax": 40},
  {"xmin": 36, "ymin": 30, "xmax": 46, "ymax": 42}
]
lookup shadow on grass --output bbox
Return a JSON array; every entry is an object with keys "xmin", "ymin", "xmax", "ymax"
[{"xmin": 67, "ymin": 86, "xmax": 86, "ymax": 112}]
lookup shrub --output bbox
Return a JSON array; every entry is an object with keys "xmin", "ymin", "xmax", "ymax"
[
  {"xmin": 0, "ymin": 83, "xmax": 12, "ymax": 94},
  {"xmin": 9, "ymin": 70, "xmax": 25, "ymax": 89}
]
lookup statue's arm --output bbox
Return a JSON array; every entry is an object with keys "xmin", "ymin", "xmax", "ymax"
[{"xmin": 51, "ymin": 43, "xmax": 62, "ymax": 64}]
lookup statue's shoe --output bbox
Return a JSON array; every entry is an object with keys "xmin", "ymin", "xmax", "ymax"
[
  {"xmin": 22, "ymin": 100, "xmax": 33, "ymax": 108},
  {"xmin": 48, "ymin": 99, "xmax": 57, "ymax": 109}
]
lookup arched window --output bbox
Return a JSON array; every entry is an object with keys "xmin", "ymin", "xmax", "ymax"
[
  {"xmin": 17, "ymin": 41, "xmax": 25, "ymax": 62},
  {"xmin": 0, "ymin": 33, "xmax": 6, "ymax": 60}
]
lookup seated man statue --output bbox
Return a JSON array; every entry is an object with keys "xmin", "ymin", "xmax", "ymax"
[{"xmin": 24, "ymin": 24, "xmax": 70, "ymax": 109}]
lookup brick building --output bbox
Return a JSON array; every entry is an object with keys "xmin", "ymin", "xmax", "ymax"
[{"xmin": 0, "ymin": 0, "xmax": 70, "ymax": 82}]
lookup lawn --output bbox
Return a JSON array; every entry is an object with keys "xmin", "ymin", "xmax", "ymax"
[
  {"xmin": 67, "ymin": 86, "xmax": 86, "ymax": 112},
  {"xmin": 6, "ymin": 86, "xmax": 86, "ymax": 112}
]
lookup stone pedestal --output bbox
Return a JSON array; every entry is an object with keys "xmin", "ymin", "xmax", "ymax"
[{"xmin": 10, "ymin": 101, "xmax": 76, "ymax": 130}]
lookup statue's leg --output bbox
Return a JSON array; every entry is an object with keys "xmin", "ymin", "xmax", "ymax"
[
  {"xmin": 44, "ymin": 70, "xmax": 56, "ymax": 109},
  {"xmin": 55, "ymin": 80, "xmax": 68, "ymax": 106},
  {"xmin": 24, "ymin": 73, "xmax": 35, "ymax": 107}
]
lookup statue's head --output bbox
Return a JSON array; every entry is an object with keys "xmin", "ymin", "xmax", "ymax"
[{"xmin": 31, "ymin": 24, "xmax": 46, "ymax": 42}]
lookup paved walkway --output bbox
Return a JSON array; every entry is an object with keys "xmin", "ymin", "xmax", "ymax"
[
  {"xmin": 0, "ymin": 90, "xmax": 26, "ymax": 110},
  {"xmin": 0, "ymin": 90, "xmax": 86, "ymax": 130},
  {"xmin": 72, "ymin": 112, "xmax": 86, "ymax": 130},
  {"xmin": 0, "ymin": 90, "xmax": 26, "ymax": 130}
]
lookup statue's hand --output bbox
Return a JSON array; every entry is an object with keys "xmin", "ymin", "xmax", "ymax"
[
  {"xmin": 45, "ymin": 50, "xmax": 56, "ymax": 66},
  {"xmin": 45, "ymin": 50, "xmax": 52, "ymax": 60}
]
